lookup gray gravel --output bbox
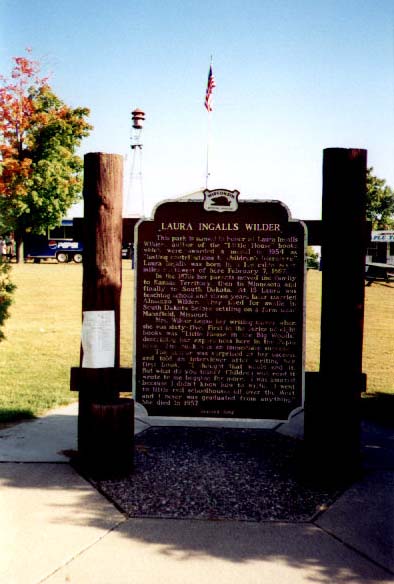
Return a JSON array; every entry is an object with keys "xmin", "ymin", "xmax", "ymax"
[{"xmin": 92, "ymin": 427, "xmax": 342, "ymax": 522}]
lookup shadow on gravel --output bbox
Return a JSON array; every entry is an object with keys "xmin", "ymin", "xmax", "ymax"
[
  {"xmin": 361, "ymin": 392, "xmax": 394, "ymax": 427},
  {"xmin": 90, "ymin": 428, "xmax": 343, "ymax": 522}
]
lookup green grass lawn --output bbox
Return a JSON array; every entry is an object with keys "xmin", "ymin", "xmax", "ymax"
[
  {"xmin": 305, "ymin": 269, "xmax": 394, "ymax": 394},
  {"xmin": 0, "ymin": 264, "xmax": 392, "ymax": 424},
  {"xmin": 0, "ymin": 262, "xmax": 133, "ymax": 423}
]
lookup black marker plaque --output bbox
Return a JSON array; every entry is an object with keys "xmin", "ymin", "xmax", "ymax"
[{"xmin": 134, "ymin": 195, "xmax": 305, "ymax": 420}]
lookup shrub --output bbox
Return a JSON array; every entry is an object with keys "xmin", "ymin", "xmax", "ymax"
[{"xmin": 0, "ymin": 259, "xmax": 16, "ymax": 341}]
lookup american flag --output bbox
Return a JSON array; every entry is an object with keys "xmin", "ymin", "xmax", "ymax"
[{"xmin": 204, "ymin": 64, "xmax": 216, "ymax": 111}]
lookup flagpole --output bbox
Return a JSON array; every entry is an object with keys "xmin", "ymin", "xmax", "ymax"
[
  {"xmin": 206, "ymin": 110, "xmax": 211, "ymax": 188},
  {"xmin": 204, "ymin": 56, "xmax": 215, "ymax": 189}
]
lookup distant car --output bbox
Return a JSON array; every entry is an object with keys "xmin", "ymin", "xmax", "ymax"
[
  {"xmin": 122, "ymin": 243, "xmax": 135, "ymax": 267},
  {"xmin": 122, "ymin": 243, "xmax": 133, "ymax": 259}
]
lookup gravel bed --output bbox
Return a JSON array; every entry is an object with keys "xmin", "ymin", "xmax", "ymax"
[{"xmin": 92, "ymin": 427, "xmax": 340, "ymax": 522}]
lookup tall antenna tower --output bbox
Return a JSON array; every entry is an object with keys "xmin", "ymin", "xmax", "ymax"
[{"xmin": 124, "ymin": 108, "xmax": 145, "ymax": 216}]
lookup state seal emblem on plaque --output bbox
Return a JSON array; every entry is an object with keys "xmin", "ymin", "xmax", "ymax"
[{"xmin": 203, "ymin": 189, "xmax": 240, "ymax": 212}]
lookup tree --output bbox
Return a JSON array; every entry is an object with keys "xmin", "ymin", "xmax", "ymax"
[
  {"xmin": 366, "ymin": 168, "xmax": 394, "ymax": 230},
  {"xmin": 0, "ymin": 258, "xmax": 15, "ymax": 341},
  {"xmin": 0, "ymin": 51, "xmax": 92, "ymax": 260},
  {"xmin": 306, "ymin": 245, "xmax": 319, "ymax": 269}
]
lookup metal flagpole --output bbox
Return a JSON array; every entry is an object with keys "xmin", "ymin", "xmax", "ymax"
[
  {"xmin": 204, "ymin": 57, "xmax": 215, "ymax": 189},
  {"xmin": 206, "ymin": 110, "xmax": 211, "ymax": 188}
]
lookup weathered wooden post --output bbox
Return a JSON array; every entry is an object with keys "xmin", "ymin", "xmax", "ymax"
[
  {"xmin": 305, "ymin": 147, "xmax": 367, "ymax": 481},
  {"xmin": 82, "ymin": 152, "xmax": 123, "ymax": 365},
  {"xmin": 73, "ymin": 152, "xmax": 134, "ymax": 478}
]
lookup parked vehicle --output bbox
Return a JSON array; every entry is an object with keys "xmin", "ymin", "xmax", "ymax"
[
  {"xmin": 366, "ymin": 231, "xmax": 394, "ymax": 265},
  {"xmin": 24, "ymin": 219, "xmax": 83, "ymax": 263},
  {"xmin": 24, "ymin": 218, "xmax": 136, "ymax": 264}
]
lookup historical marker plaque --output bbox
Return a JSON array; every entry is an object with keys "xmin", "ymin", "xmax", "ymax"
[{"xmin": 134, "ymin": 193, "xmax": 306, "ymax": 420}]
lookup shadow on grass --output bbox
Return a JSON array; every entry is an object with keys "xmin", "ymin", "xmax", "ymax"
[
  {"xmin": 0, "ymin": 408, "xmax": 36, "ymax": 429},
  {"xmin": 361, "ymin": 392, "xmax": 394, "ymax": 427}
]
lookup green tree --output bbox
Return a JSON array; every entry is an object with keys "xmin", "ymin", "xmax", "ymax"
[
  {"xmin": 0, "ymin": 52, "xmax": 92, "ymax": 260},
  {"xmin": 0, "ymin": 258, "xmax": 15, "ymax": 341},
  {"xmin": 306, "ymin": 245, "xmax": 319, "ymax": 269},
  {"xmin": 366, "ymin": 168, "xmax": 394, "ymax": 230}
]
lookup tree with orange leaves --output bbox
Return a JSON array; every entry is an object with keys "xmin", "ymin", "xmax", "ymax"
[{"xmin": 0, "ymin": 51, "xmax": 92, "ymax": 259}]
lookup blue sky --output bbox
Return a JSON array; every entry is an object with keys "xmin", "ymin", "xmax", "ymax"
[{"xmin": 1, "ymin": 0, "xmax": 393, "ymax": 219}]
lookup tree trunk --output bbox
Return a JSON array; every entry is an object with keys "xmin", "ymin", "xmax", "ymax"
[{"xmin": 14, "ymin": 231, "xmax": 24, "ymax": 263}]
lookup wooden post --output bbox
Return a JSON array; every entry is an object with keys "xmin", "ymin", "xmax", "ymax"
[
  {"xmin": 81, "ymin": 152, "xmax": 123, "ymax": 368},
  {"xmin": 77, "ymin": 153, "xmax": 133, "ymax": 475},
  {"xmin": 83, "ymin": 398, "xmax": 134, "ymax": 478},
  {"xmin": 305, "ymin": 148, "xmax": 367, "ymax": 481}
]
